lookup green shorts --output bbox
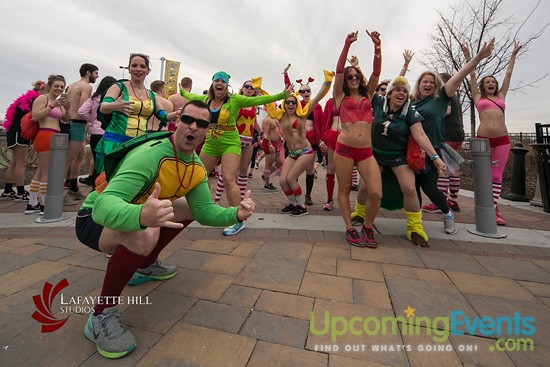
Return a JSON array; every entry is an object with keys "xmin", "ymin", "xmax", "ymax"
[
  {"xmin": 200, "ymin": 129, "xmax": 241, "ymax": 157},
  {"xmin": 69, "ymin": 120, "xmax": 87, "ymax": 142}
]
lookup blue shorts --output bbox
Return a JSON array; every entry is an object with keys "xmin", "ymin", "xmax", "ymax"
[{"xmin": 69, "ymin": 120, "xmax": 87, "ymax": 142}]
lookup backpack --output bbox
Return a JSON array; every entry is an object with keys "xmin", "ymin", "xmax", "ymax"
[
  {"xmin": 95, "ymin": 131, "xmax": 173, "ymax": 193},
  {"xmin": 21, "ymin": 98, "xmax": 47, "ymax": 140},
  {"xmin": 97, "ymin": 80, "xmax": 155, "ymax": 130}
]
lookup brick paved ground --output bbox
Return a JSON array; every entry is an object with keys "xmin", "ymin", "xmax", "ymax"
[{"xmin": 1, "ymin": 164, "xmax": 549, "ymax": 366}]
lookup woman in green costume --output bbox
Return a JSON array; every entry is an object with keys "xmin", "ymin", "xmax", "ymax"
[
  {"xmin": 94, "ymin": 53, "xmax": 180, "ymax": 174},
  {"xmin": 181, "ymin": 71, "xmax": 291, "ymax": 235}
]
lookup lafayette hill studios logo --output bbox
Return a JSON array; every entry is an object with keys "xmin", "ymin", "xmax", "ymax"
[{"xmin": 32, "ymin": 278, "xmax": 70, "ymax": 333}]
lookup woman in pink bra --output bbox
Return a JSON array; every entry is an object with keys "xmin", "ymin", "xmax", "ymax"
[
  {"xmin": 333, "ymin": 30, "xmax": 382, "ymax": 248},
  {"xmin": 463, "ymin": 41, "xmax": 522, "ymax": 225},
  {"xmin": 25, "ymin": 74, "xmax": 70, "ymax": 214}
]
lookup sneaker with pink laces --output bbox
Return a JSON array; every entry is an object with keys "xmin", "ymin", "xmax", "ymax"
[
  {"xmin": 323, "ymin": 200, "xmax": 334, "ymax": 211},
  {"xmin": 360, "ymin": 226, "xmax": 378, "ymax": 248},
  {"xmin": 422, "ymin": 203, "xmax": 441, "ymax": 213},
  {"xmin": 346, "ymin": 228, "xmax": 366, "ymax": 248}
]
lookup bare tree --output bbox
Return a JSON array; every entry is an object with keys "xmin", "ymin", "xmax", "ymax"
[{"xmin": 422, "ymin": 0, "xmax": 548, "ymax": 136}]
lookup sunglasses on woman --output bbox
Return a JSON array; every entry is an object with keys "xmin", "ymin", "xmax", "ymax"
[
  {"xmin": 180, "ymin": 114, "xmax": 210, "ymax": 129},
  {"xmin": 284, "ymin": 100, "xmax": 297, "ymax": 106},
  {"xmin": 345, "ymin": 74, "xmax": 362, "ymax": 81},
  {"xmin": 243, "ymin": 85, "xmax": 254, "ymax": 90}
]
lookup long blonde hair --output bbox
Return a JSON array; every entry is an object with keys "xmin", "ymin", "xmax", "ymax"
[{"xmin": 411, "ymin": 71, "xmax": 444, "ymax": 101}]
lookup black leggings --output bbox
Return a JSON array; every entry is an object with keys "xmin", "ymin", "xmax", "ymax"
[{"xmin": 415, "ymin": 156, "xmax": 449, "ymax": 214}]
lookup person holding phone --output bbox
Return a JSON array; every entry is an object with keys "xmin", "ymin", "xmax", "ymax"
[{"xmin": 25, "ymin": 75, "xmax": 70, "ymax": 214}]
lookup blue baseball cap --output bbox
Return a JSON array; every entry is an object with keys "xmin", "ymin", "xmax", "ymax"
[{"xmin": 212, "ymin": 71, "xmax": 230, "ymax": 84}]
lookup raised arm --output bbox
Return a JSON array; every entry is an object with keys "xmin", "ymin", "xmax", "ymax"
[
  {"xmin": 365, "ymin": 30, "xmax": 382, "ymax": 99},
  {"xmin": 461, "ymin": 43, "xmax": 480, "ymax": 102},
  {"xmin": 400, "ymin": 49, "xmax": 414, "ymax": 77},
  {"xmin": 445, "ymin": 38, "xmax": 495, "ymax": 98},
  {"xmin": 334, "ymin": 32, "xmax": 357, "ymax": 105},
  {"xmin": 282, "ymin": 63, "xmax": 292, "ymax": 89},
  {"xmin": 499, "ymin": 41, "xmax": 522, "ymax": 99}
]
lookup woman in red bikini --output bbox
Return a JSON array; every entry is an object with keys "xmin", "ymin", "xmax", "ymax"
[
  {"xmin": 462, "ymin": 41, "xmax": 522, "ymax": 225},
  {"xmin": 333, "ymin": 30, "xmax": 382, "ymax": 248}
]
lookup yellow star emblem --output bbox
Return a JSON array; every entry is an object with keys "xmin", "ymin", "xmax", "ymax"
[{"xmin": 404, "ymin": 305, "xmax": 416, "ymax": 318}]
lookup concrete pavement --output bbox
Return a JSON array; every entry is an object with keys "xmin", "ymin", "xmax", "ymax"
[{"xmin": 1, "ymin": 168, "xmax": 549, "ymax": 366}]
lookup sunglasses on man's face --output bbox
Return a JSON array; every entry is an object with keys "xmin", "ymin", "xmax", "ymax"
[
  {"xmin": 380, "ymin": 87, "xmax": 387, "ymax": 91},
  {"xmin": 345, "ymin": 74, "xmax": 362, "ymax": 81},
  {"xmin": 284, "ymin": 100, "xmax": 297, "ymax": 106},
  {"xmin": 180, "ymin": 114, "xmax": 210, "ymax": 129},
  {"xmin": 299, "ymin": 89, "xmax": 311, "ymax": 94}
]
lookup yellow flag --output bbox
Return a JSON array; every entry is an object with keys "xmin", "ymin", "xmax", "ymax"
[{"xmin": 164, "ymin": 60, "xmax": 181, "ymax": 97}]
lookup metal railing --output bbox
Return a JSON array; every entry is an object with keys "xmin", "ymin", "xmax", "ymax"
[{"xmin": 462, "ymin": 132, "xmax": 538, "ymax": 151}]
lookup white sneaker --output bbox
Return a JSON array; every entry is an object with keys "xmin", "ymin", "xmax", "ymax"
[
  {"xmin": 444, "ymin": 213, "xmax": 457, "ymax": 235},
  {"xmin": 223, "ymin": 222, "xmax": 245, "ymax": 236}
]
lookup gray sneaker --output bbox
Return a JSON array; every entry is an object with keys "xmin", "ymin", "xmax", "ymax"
[
  {"xmin": 84, "ymin": 306, "xmax": 136, "ymax": 359},
  {"xmin": 128, "ymin": 260, "xmax": 177, "ymax": 286},
  {"xmin": 63, "ymin": 195, "xmax": 78, "ymax": 206},
  {"xmin": 444, "ymin": 214, "xmax": 457, "ymax": 235},
  {"xmin": 67, "ymin": 189, "xmax": 86, "ymax": 200}
]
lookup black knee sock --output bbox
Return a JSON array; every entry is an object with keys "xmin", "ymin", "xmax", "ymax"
[
  {"xmin": 4, "ymin": 183, "xmax": 13, "ymax": 193},
  {"xmin": 17, "ymin": 186, "xmax": 25, "ymax": 195},
  {"xmin": 70, "ymin": 178, "xmax": 78, "ymax": 192},
  {"xmin": 306, "ymin": 174, "xmax": 314, "ymax": 196}
]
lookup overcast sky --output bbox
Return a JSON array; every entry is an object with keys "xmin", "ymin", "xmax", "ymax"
[{"xmin": 1, "ymin": 0, "xmax": 548, "ymax": 133}]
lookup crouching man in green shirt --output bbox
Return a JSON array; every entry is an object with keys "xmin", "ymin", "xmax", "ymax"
[{"xmin": 75, "ymin": 100, "xmax": 255, "ymax": 359}]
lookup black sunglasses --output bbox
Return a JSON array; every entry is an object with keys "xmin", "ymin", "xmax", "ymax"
[
  {"xmin": 180, "ymin": 114, "xmax": 210, "ymax": 129},
  {"xmin": 243, "ymin": 85, "xmax": 254, "ymax": 90},
  {"xmin": 345, "ymin": 74, "xmax": 362, "ymax": 81},
  {"xmin": 299, "ymin": 89, "xmax": 311, "ymax": 94},
  {"xmin": 284, "ymin": 100, "xmax": 297, "ymax": 105}
]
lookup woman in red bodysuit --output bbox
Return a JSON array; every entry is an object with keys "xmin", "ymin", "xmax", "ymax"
[{"xmin": 333, "ymin": 31, "xmax": 382, "ymax": 248}]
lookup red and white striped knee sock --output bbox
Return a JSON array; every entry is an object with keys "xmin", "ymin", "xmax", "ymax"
[
  {"xmin": 237, "ymin": 175, "xmax": 248, "ymax": 199},
  {"xmin": 214, "ymin": 175, "xmax": 224, "ymax": 203},
  {"xmin": 352, "ymin": 168, "xmax": 358, "ymax": 187},
  {"xmin": 437, "ymin": 177, "xmax": 450, "ymax": 197},
  {"xmin": 29, "ymin": 180, "xmax": 40, "ymax": 206},
  {"xmin": 492, "ymin": 181, "xmax": 502, "ymax": 207},
  {"xmin": 39, "ymin": 182, "xmax": 48, "ymax": 205},
  {"xmin": 449, "ymin": 176, "xmax": 461, "ymax": 204}
]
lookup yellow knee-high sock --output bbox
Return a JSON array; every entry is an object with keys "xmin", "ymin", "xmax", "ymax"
[
  {"xmin": 405, "ymin": 210, "xmax": 428, "ymax": 242},
  {"xmin": 351, "ymin": 200, "xmax": 366, "ymax": 221}
]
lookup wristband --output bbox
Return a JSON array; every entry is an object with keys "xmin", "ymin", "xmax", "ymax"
[{"xmin": 430, "ymin": 154, "xmax": 440, "ymax": 161}]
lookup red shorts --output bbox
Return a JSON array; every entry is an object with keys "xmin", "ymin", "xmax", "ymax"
[
  {"xmin": 325, "ymin": 129, "xmax": 340, "ymax": 150},
  {"xmin": 33, "ymin": 128, "xmax": 60, "ymax": 153},
  {"xmin": 335, "ymin": 141, "xmax": 373, "ymax": 163},
  {"xmin": 262, "ymin": 139, "xmax": 283, "ymax": 154},
  {"xmin": 476, "ymin": 135, "xmax": 510, "ymax": 148}
]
